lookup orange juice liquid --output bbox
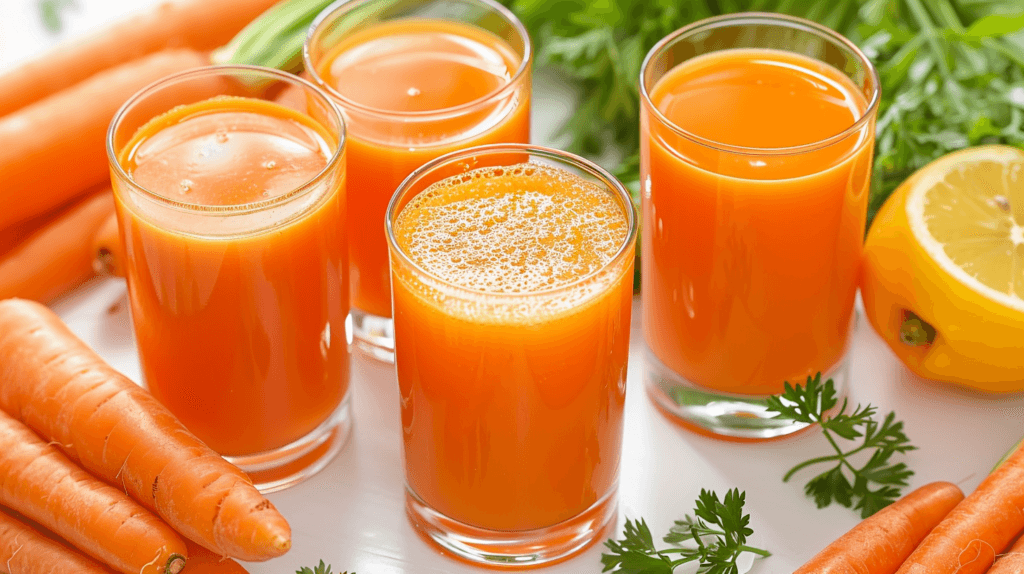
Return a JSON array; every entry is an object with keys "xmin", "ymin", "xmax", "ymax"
[
  {"xmin": 391, "ymin": 163, "xmax": 633, "ymax": 530},
  {"xmin": 317, "ymin": 19, "xmax": 530, "ymax": 318},
  {"xmin": 642, "ymin": 48, "xmax": 872, "ymax": 395},
  {"xmin": 115, "ymin": 97, "xmax": 348, "ymax": 455}
]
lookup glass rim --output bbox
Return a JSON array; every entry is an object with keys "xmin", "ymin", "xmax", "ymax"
[
  {"xmin": 385, "ymin": 143, "xmax": 638, "ymax": 300},
  {"xmin": 639, "ymin": 12, "xmax": 881, "ymax": 157},
  {"xmin": 303, "ymin": 0, "xmax": 532, "ymax": 121},
  {"xmin": 106, "ymin": 64, "xmax": 347, "ymax": 215}
]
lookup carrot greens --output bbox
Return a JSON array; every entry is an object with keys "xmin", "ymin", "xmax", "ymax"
[
  {"xmin": 766, "ymin": 374, "xmax": 916, "ymax": 518},
  {"xmin": 296, "ymin": 562, "xmax": 350, "ymax": 574},
  {"xmin": 602, "ymin": 489, "xmax": 769, "ymax": 574}
]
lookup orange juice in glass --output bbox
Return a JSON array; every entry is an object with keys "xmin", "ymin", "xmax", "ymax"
[
  {"xmin": 107, "ymin": 67, "xmax": 350, "ymax": 491},
  {"xmin": 387, "ymin": 145, "xmax": 636, "ymax": 566},
  {"xmin": 640, "ymin": 14, "xmax": 880, "ymax": 438},
  {"xmin": 305, "ymin": 0, "xmax": 531, "ymax": 362}
]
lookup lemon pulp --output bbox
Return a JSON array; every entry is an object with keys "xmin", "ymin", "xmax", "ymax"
[{"xmin": 907, "ymin": 146, "xmax": 1024, "ymax": 313}]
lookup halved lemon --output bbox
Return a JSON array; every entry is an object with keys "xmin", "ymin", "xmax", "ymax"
[{"xmin": 862, "ymin": 145, "xmax": 1024, "ymax": 392}]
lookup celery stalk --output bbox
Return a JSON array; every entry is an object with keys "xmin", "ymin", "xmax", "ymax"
[{"xmin": 211, "ymin": 0, "xmax": 337, "ymax": 73}]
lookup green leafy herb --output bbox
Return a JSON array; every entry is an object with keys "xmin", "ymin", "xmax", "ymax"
[
  {"xmin": 765, "ymin": 374, "xmax": 916, "ymax": 518},
  {"xmin": 296, "ymin": 561, "xmax": 350, "ymax": 574},
  {"xmin": 602, "ymin": 488, "xmax": 770, "ymax": 573},
  {"xmin": 500, "ymin": 0, "xmax": 1024, "ymax": 226},
  {"xmin": 37, "ymin": 0, "xmax": 76, "ymax": 33}
]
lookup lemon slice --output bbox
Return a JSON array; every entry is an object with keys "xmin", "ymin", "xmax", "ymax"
[{"xmin": 906, "ymin": 146, "xmax": 1024, "ymax": 313}]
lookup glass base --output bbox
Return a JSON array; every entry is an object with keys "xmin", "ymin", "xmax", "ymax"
[
  {"xmin": 351, "ymin": 307, "xmax": 394, "ymax": 363},
  {"xmin": 643, "ymin": 345, "xmax": 849, "ymax": 440},
  {"xmin": 405, "ymin": 486, "xmax": 617, "ymax": 568},
  {"xmin": 226, "ymin": 395, "xmax": 352, "ymax": 493}
]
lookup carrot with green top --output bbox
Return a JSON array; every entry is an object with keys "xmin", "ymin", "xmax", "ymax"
[
  {"xmin": 0, "ymin": 509, "xmax": 115, "ymax": 574},
  {"xmin": 794, "ymin": 482, "xmax": 964, "ymax": 574},
  {"xmin": 0, "ymin": 409, "xmax": 186, "ymax": 574},
  {"xmin": 0, "ymin": 299, "xmax": 291, "ymax": 561},
  {"xmin": 895, "ymin": 446, "xmax": 1024, "ymax": 574}
]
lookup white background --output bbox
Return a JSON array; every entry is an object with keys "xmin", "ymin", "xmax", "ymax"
[{"xmin": 2, "ymin": 1, "xmax": 1023, "ymax": 573}]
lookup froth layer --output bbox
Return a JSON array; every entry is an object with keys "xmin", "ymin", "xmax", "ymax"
[{"xmin": 393, "ymin": 163, "xmax": 628, "ymax": 294}]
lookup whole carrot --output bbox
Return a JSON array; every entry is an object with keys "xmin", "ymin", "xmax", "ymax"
[
  {"xmin": 90, "ymin": 212, "xmax": 124, "ymax": 277},
  {"xmin": 0, "ymin": 299, "xmax": 291, "ymax": 561},
  {"xmin": 0, "ymin": 509, "xmax": 114, "ymax": 574},
  {"xmin": 0, "ymin": 410, "xmax": 186, "ymax": 574},
  {"xmin": 0, "ymin": 191, "xmax": 114, "ymax": 303},
  {"xmin": 895, "ymin": 447, "xmax": 1024, "ymax": 574},
  {"xmin": 0, "ymin": 49, "xmax": 207, "ymax": 231},
  {"xmin": 794, "ymin": 482, "xmax": 964, "ymax": 574},
  {"xmin": 0, "ymin": 0, "xmax": 279, "ymax": 117}
]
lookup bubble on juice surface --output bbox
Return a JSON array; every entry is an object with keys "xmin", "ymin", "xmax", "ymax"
[{"xmin": 394, "ymin": 163, "xmax": 629, "ymax": 294}]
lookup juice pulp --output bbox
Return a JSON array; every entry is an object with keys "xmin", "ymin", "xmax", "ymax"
[
  {"xmin": 391, "ymin": 163, "xmax": 633, "ymax": 531},
  {"xmin": 317, "ymin": 18, "xmax": 530, "ymax": 318},
  {"xmin": 642, "ymin": 48, "xmax": 872, "ymax": 395},
  {"xmin": 114, "ymin": 97, "xmax": 348, "ymax": 456}
]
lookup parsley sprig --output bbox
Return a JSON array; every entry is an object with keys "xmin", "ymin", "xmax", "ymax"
[
  {"xmin": 602, "ymin": 489, "xmax": 770, "ymax": 574},
  {"xmin": 766, "ymin": 374, "xmax": 916, "ymax": 518}
]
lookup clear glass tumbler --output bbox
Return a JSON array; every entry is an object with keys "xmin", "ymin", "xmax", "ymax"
[
  {"xmin": 387, "ymin": 144, "xmax": 637, "ymax": 566},
  {"xmin": 107, "ymin": 66, "xmax": 351, "ymax": 492},
  {"xmin": 305, "ymin": 0, "xmax": 532, "ymax": 362},
  {"xmin": 640, "ymin": 14, "xmax": 880, "ymax": 439}
]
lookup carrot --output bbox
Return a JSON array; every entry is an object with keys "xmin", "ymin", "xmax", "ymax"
[
  {"xmin": 0, "ymin": 299, "xmax": 291, "ymax": 561},
  {"xmin": 0, "ymin": 410, "xmax": 187, "ymax": 574},
  {"xmin": 182, "ymin": 541, "xmax": 250, "ymax": 573},
  {"xmin": 0, "ymin": 509, "xmax": 114, "ymax": 574},
  {"xmin": 988, "ymin": 535, "xmax": 1024, "ymax": 573},
  {"xmin": 794, "ymin": 482, "xmax": 964, "ymax": 574},
  {"xmin": 90, "ymin": 213, "xmax": 124, "ymax": 277},
  {"xmin": 0, "ymin": 49, "xmax": 208, "ymax": 232},
  {"xmin": 0, "ymin": 191, "xmax": 114, "ymax": 303},
  {"xmin": 895, "ymin": 446, "xmax": 1024, "ymax": 574},
  {"xmin": 0, "ymin": 0, "xmax": 280, "ymax": 117}
]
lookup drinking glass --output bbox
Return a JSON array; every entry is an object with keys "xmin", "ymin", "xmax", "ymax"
[
  {"xmin": 640, "ymin": 14, "xmax": 880, "ymax": 439},
  {"xmin": 305, "ymin": 0, "xmax": 532, "ymax": 362},
  {"xmin": 107, "ymin": 66, "xmax": 350, "ymax": 492},
  {"xmin": 387, "ymin": 144, "xmax": 637, "ymax": 566}
]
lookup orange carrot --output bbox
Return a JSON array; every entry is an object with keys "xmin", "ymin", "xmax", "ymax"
[
  {"xmin": 0, "ymin": 299, "xmax": 291, "ymax": 561},
  {"xmin": 794, "ymin": 482, "xmax": 964, "ymax": 574},
  {"xmin": 895, "ymin": 447, "xmax": 1024, "ymax": 574},
  {"xmin": 0, "ymin": 509, "xmax": 114, "ymax": 574},
  {"xmin": 0, "ymin": 191, "xmax": 114, "ymax": 303},
  {"xmin": 0, "ymin": 0, "xmax": 280, "ymax": 117},
  {"xmin": 988, "ymin": 535, "xmax": 1024, "ymax": 573},
  {"xmin": 90, "ymin": 212, "xmax": 124, "ymax": 277},
  {"xmin": 182, "ymin": 541, "xmax": 250, "ymax": 573},
  {"xmin": 0, "ymin": 410, "xmax": 187, "ymax": 574},
  {"xmin": 0, "ymin": 50, "xmax": 208, "ymax": 231}
]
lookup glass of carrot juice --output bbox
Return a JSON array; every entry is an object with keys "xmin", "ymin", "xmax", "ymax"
[
  {"xmin": 107, "ymin": 66, "xmax": 350, "ymax": 492},
  {"xmin": 386, "ymin": 144, "xmax": 637, "ymax": 566},
  {"xmin": 640, "ymin": 14, "xmax": 880, "ymax": 439},
  {"xmin": 305, "ymin": 0, "xmax": 532, "ymax": 362}
]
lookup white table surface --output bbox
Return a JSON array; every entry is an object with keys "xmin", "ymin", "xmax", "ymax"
[{"xmin": 4, "ymin": 2, "xmax": 1024, "ymax": 573}]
